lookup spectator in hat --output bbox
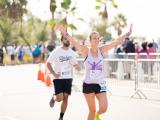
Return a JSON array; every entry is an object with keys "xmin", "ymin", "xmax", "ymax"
[
  {"xmin": 17, "ymin": 45, "xmax": 23, "ymax": 65},
  {"xmin": 123, "ymin": 37, "xmax": 135, "ymax": 54},
  {"xmin": 116, "ymin": 45, "xmax": 124, "ymax": 59},
  {"xmin": 125, "ymin": 37, "xmax": 129, "ymax": 45},
  {"xmin": 123, "ymin": 37, "xmax": 135, "ymax": 79},
  {"xmin": 100, "ymin": 40, "xmax": 106, "ymax": 46}
]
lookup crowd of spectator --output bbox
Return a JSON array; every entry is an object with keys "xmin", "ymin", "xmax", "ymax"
[{"xmin": 0, "ymin": 38, "xmax": 160, "ymax": 66}]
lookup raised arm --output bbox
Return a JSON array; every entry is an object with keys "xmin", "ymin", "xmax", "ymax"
[
  {"xmin": 100, "ymin": 24, "xmax": 133, "ymax": 55},
  {"xmin": 56, "ymin": 23, "xmax": 88, "ymax": 58}
]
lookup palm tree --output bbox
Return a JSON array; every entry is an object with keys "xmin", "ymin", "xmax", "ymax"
[
  {"xmin": 112, "ymin": 13, "xmax": 127, "ymax": 37},
  {"xmin": 0, "ymin": 0, "xmax": 10, "ymax": 17},
  {"xmin": 95, "ymin": 0, "xmax": 118, "ymax": 37},
  {"xmin": 96, "ymin": 0, "xmax": 118, "ymax": 19},
  {"xmin": 61, "ymin": 0, "xmax": 84, "ymax": 36},
  {"xmin": 0, "ymin": 0, "xmax": 28, "ymax": 51},
  {"xmin": 0, "ymin": 0, "xmax": 27, "ymax": 21},
  {"xmin": 50, "ymin": 0, "xmax": 57, "ymax": 41},
  {"xmin": 49, "ymin": 0, "xmax": 83, "ymax": 37}
]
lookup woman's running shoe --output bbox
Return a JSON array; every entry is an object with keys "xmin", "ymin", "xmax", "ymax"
[{"xmin": 95, "ymin": 116, "xmax": 101, "ymax": 120}]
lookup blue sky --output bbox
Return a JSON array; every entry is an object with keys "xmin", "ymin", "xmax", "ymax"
[{"xmin": 26, "ymin": 0, "xmax": 160, "ymax": 42}]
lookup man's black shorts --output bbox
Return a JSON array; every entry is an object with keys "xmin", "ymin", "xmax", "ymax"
[
  {"xmin": 83, "ymin": 82, "xmax": 106, "ymax": 94},
  {"xmin": 53, "ymin": 79, "xmax": 72, "ymax": 95}
]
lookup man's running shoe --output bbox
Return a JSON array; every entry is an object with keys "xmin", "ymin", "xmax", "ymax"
[
  {"xmin": 95, "ymin": 116, "xmax": 101, "ymax": 120},
  {"xmin": 49, "ymin": 96, "xmax": 55, "ymax": 108},
  {"xmin": 59, "ymin": 118, "xmax": 63, "ymax": 120}
]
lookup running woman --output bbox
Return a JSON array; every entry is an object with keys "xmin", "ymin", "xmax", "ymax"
[
  {"xmin": 56, "ymin": 23, "xmax": 133, "ymax": 120},
  {"xmin": 46, "ymin": 35, "xmax": 81, "ymax": 120}
]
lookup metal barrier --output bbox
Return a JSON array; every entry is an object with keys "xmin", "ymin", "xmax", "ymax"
[
  {"xmin": 103, "ymin": 59, "xmax": 136, "ymax": 90},
  {"xmin": 130, "ymin": 59, "xmax": 160, "ymax": 99},
  {"xmin": 72, "ymin": 56, "xmax": 160, "ymax": 99},
  {"xmin": 72, "ymin": 58, "xmax": 136, "ymax": 95},
  {"xmin": 149, "ymin": 53, "xmax": 160, "ymax": 59}
]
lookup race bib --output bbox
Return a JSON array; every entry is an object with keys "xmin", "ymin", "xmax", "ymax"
[
  {"xmin": 99, "ymin": 82, "xmax": 107, "ymax": 92},
  {"xmin": 61, "ymin": 66, "xmax": 71, "ymax": 76},
  {"xmin": 90, "ymin": 70, "xmax": 102, "ymax": 79}
]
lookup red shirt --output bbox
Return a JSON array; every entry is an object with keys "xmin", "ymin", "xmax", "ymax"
[{"xmin": 147, "ymin": 48, "xmax": 156, "ymax": 59}]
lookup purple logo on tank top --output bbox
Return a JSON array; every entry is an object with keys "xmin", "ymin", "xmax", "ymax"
[{"xmin": 88, "ymin": 60, "xmax": 102, "ymax": 71}]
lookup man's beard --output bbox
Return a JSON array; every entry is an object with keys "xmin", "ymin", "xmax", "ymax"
[{"xmin": 63, "ymin": 41, "xmax": 70, "ymax": 47}]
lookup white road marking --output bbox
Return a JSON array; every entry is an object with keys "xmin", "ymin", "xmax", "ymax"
[
  {"xmin": 4, "ymin": 116, "xmax": 18, "ymax": 120},
  {"xmin": 147, "ymin": 104, "xmax": 160, "ymax": 108}
]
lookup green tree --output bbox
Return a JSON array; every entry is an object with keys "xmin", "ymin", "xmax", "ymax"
[
  {"xmin": 74, "ymin": 33, "xmax": 88, "ymax": 40},
  {"xmin": 0, "ymin": 0, "xmax": 31, "ymax": 51},
  {"xmin": 61, "ymin": 0, "xmax": 84, "ymax": 34},
  {"xmin": 34, "ymin": 21, "xmax": 50, "ymax": 43},
  {"xmin": 112, "ymin": 13, "xmax": 127, "ymax": 37},
  {"xmin": 49, "ymin": 0, "xmax": 84, "ymax": 38},
  {"xmin": 95, "ymin": 0, "xmax": 118, "ymax": 37},
  {"xmin": 0, "ymin": 17, "xmax": 15, "ymax": 52},
  {"xmin": 19, "ymin": 13, "xmax": 50, "ymax": 47},
  {"xmin": 89, "ymin": 17, "xmax": 112, "ymax": 41},
  {"xmin": 0, "ymin": 0, "xmax": 27, "ymax": 21}
]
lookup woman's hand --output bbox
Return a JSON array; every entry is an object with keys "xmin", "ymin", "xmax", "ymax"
[
  {"xmin": 129, "ymin": 23, "xmax": 133, "ymax": 34},
  {"xmin": 56, "ymin": 23, "xmax": 67, "ymax": 35}
]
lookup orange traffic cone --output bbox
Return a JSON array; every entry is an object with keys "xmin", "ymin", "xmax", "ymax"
[
  {"xmin": 37, "ymin": 63, "xmax": 42, "ymax": 80},
  {"xmin": 41, "ymin": 72, "xmax": 45, "ymax": 82},
  {"xmin": 45, "ymin": 74, "xmax": 51, "ymax": 87}
]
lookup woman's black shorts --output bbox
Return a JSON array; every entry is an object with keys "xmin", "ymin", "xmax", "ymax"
[
  {"xmin": 53, "ymin": 79, "xmax": 72, "ymax": 95},
  {"xmin": 83, "ymin": 82, "xmax": 106, "ymax": 94}
]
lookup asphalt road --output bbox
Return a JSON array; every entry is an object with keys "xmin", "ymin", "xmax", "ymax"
[{"xmin": 0, "ymin": 64, "xmax": 160, "ymax": 120}]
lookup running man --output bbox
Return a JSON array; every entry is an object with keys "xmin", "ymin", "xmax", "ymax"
[
  {"xmin": 46, "ymin": 35, "xmax": 81, "ymax": 120},
  {"xmin": 56, "ymin": 23, "xmax": 133, "ymax": 120}
]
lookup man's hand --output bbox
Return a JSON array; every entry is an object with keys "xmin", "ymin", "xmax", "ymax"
[
  {"xmin": 54, "ymin": 72, "xmax": 61, "ymax": 79},
  {"xmin": 73, "ymin": 65, "xmax": 81, "ymax": 71}
]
